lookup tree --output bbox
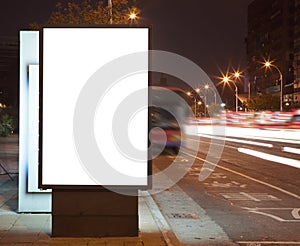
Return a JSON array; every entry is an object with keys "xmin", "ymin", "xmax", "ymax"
[
  {"xmin": 246, "ymin": 94, "xmax": 280, "ymax": 111},
  {"xmin": 0, "ymin": 113, "xmax": 14, "ymax": 137},
  {"xmin": 207, "ymin": 103, "xmax": 223, "ymax": 117},
  {"xmin": 30, "ymin": 0, "xmax": 140, "ymax": 28}
]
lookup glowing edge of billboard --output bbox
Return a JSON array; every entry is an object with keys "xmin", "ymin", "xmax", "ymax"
[
  {"xmin": 19, "ymin": 31, "xmax": 51, "ymax": 212},
  {"xmin": 40, "ymin": 27, "xmax": 149, "ymax": 188}
]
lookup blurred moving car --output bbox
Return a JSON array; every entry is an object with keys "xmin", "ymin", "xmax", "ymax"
[
  {"xmin": 150, "ymin": 86, "xmax": 190, "ymax": 154},
  {"xmin": 288, "ymin": 112, "xmax": 300, "ymax": 129},
  {"xmin": 151, "ymin": 107, "xmax": 182, "ymax": 154}
]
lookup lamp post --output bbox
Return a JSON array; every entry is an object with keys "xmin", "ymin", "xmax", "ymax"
[
  {"xmin": 264, "ymin": 61, "xmax": 283, "ymax": 111},
  {"xmin": 108, "ymin": 0, "xmax": 113, "ymax": 24},
  {"xmin": 187, "ymin": 92, "xmax": 197, "ymax": 116},
  {"xmin": 204, "ymin": 84, "xmax": 216, "ymax": 105},
  {"xmin": 187, "ymin": 91, "xmax": 202, "ymax": 117},
  {"xmin": 108, "ymin": 0, "xmax": 138, "ymax": 24},
  {"xmin": 222, "ymin": 75, "xmax": 238, "ymax": 112},
  {"xmin": 195, "ymin": 88, "xmax": 207, "ymax": 117}
]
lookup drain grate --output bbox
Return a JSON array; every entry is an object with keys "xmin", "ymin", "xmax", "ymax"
[{"xmin": 168, "ymin": 212, "xmax": 199, "ymax": 219}]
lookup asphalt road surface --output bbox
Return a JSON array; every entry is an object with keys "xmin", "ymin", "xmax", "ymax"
[{"xmin": 152, "ymin": 126, "xmax": 300, "ymax": 245}]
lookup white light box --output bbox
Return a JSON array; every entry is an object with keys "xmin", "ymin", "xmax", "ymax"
[{"xmin": 40, "ymin": 27, "xmax": 150, "ymax": 188}]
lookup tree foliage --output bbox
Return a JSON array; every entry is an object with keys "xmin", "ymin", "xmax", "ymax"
[
  {"xmin": 0, "ymin": 113, "xmax": 14, "ymax": 137},
  {"xmin": 30, "ymin": 0, "xmax": 140, "ymax": 29},
  {"xmin": 246, "ymin": 94, "xmax": 280, "ymax": 111}
]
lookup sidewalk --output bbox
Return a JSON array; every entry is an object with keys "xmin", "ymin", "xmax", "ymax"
[
  {"xmin": 0, "ymin": 175, "xmax": 181, "ymax": 245},
  {"xmin": 0, "ymin": 134, "xmax": 237, "ymax": 245},
  {"xmin": 0, "ymin": 135, "xmax": 180, "ymax": 245}
]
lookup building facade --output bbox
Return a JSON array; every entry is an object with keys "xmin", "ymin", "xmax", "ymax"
[
  {"xmin": 247, "ymin": 0, "xmax": 297, "ymax": 109},
  {"xmin": 293, "ymin": 0, "xmax": 300, "ymax": 107}
]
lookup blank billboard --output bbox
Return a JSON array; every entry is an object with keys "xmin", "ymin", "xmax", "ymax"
[{"xmin": 40, "ymin": 27, "xmax": 149, "ymax": 188}]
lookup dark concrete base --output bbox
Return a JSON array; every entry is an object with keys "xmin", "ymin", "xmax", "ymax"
[{"xmin": 52, "ymin": 189, "xmax": 138, "ymax": 237}]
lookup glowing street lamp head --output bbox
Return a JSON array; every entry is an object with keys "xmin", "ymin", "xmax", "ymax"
[
  {"xmin": 222, "ymin": 76, "xmax": 230, "ymax": 83},
  {"xmin": 195, "ymin": 88, "xmax": 200, "ymax": 93},
  {"xmin": 265, "ymin": 61, "xmax": 271, "ymax": 68},
  {"xmin": 204, "ymin": 84, "xmax": 209, "ymax": 89},
  {"xmin": 187, "ymin": 91, "xmax": 191, "ymax": 96},
  {"xmin": 234, "ymin": 71, "xmax": 241, "ymax": 78},
  {"xmin": 129, "ymin": 12, "xmax": 137, "ymax": 20}
]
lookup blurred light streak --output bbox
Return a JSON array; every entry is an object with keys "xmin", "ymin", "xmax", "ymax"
[
  {"xmin": 238, "ymin": 148, "xmax": 300, "ymax": 169},
  {"xmin": 282, "ymin": 147, "xmax": 300, "ymax": 155}
]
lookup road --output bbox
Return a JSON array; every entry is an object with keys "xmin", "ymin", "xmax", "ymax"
[{"xmin": 152, "ymin": 126, "xmax": 300, "ymax": 245}]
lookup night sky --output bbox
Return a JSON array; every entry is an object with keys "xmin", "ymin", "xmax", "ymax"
[
  {"xmin": 1, "ymin": 0, "xmax": 253, "ymax": 98},
  {"xmin": 141, "ymin": 0, "xmax": 253, "ymax": 79}
]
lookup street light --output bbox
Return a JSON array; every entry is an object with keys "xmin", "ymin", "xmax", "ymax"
[
  {"xmin": 108, "ymin": 1, "xmax": 139, "ymax": 24},
  {"xmin": 128, "ymin": 7, "xmax": 139, "ymax": 22},
  {"xmin": 222, "ymin": 75, "xmax": 238, "ymax": 112},
  {"xmin": 195, "ymin": 88, "xmax": 207, "ymax": 117},
  {"xmin": 129, "ymin": 12, "xmax": 137, "ymax": 20},
  {"xmin": 234, "ymin": 71, "xmax": 241, "ymax": 79},
  {"xmin": 187, "ymin": 91, "xmax": 203, "ymax": 117},
  {"xmin": 187, "ymin": 91, "xmax": 197, "ymax": 116},
  {"xmin": 204, "ymin": 84, "xmax": 216, "ymax": 105},
  {"xmin": 264, "ymin": 60, "xmax": 283, "ymax": 111},
  {"xmin": 108, "ymin": 0, "xmax": 113, "ymax": 24}
]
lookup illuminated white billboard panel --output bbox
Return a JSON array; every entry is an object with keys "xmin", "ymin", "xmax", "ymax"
[{"xmin": 41, "ymin": 27, "xmax": 149, "ymax": 187}]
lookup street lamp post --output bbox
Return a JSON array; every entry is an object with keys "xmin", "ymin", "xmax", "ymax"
[
  {"xmin": 197, "ymin": 101, "xmax": 202, "ymax": 117},
  {"xmin": 108, "ymin": 0, "xmax": 113, "ymax": 24},
  {"xmin": 233, "ymin": 72, "xmax": 241, "ymax": 113},
  {"xmin": 204, "ymin": 84, "xmax": 216, "ymax": 105},
  {"xmin": 108, "ymin": 0, "xmax": 138, "ymax": 24},
  {"xmin": 187, "ymin": 91, "xmax": 203, "ymax": 117},
  {"xmin": 222, "ymin": 76, "xmax": 238, "ymax": 112},
  {"xmin": 187, "ymin": 92, "xmax": 197, "ymax": 116},
  {"xmin": 195, "ymin": 88, "xmax": 208, "ymax": 117},
  {"xmin": 264, "ymin": 61, "xmax": 283, "ymax": 111},
  {"xmin": 234, "ymin": 84, "xmax": 238, "ymax": 113}
]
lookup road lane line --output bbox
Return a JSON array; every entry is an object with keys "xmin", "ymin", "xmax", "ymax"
[
  {"xmin": 247, "ymin": 210, "xmax": 288, "ymax": 222},
  {"xmin": 237, "ymin": 242, "xmax": 300, "ymax": 245},
  {"xmin": 292, "ymin": 208, "xmax": 300, "ymax": 219},
  {"xmin": 185, "ymin": 124, "xmax": 300, "ymax": 144},
  {"xmin": 242, "ymin": 207, "xmax": 300, "ymax": 222},
  {"xmin": 283, "ymin": 146, "xmax": 300, "ymax": 155},
  {"xmin": 187, "ymin": 137, "xmax": 237, "ymax": 149},
  {"xmin": 194, "ymin": 134, "xmax": 274, "ymax": 148},
  {"xmin": 239, "ymin": 192, "xmax": 261, "ymax": 202},
  {"xmin": 181, "ymin": 150, "xmax": 300, "ymax": 200},
  {"xmin": 238, "ymin": 147, "xmax": 300, "ymax": 169}
]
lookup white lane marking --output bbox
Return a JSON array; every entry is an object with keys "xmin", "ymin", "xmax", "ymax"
[
  {"xmin": 247, "ymin": 136, "xmax": 300, "ymax": 145},
  {"xmin": 292, "ymin": 208, "xmax": 300, "ymax": 219},
  {"xmin": 195, "ymin": 134, "xmax": 274, "ymax": 148},
  {"xmin": 248, "ymin": 210, "xmax": 292, "ymax": 222},
  {"xmin": 238, "ymin": 147, "xmax": 300, "ymax": 169},
  {"xmin": 221, "ymin": 192, "xmax": 280, "ymax": 202},
  {"xmin": 222, "ymin": 192, "xmax": 260, "ymax": 201},
  {"xmin": 242, "ymin": 207, "xmax": 300, "ymax": 222},
  {"xmin": 237, "ymin": 242, "xmax": 300, "ymax": 245},
  {"xmin": 240, "ymin": 192, "xmax": 261, "ymax": 202},
  {"xmin": 187, "ymin": 137, "xmax": 237, "ymax": 149},
  {"xmin": 283, "ymin": 146, "xmax": 300, "ymax": 155},
  {"xmin": 181, "ymin": 150, "xmax": 300, "ymax": 200},
  {"xmin": 185, "ymin": 124, "xmax": 300, "ymax": 144}
]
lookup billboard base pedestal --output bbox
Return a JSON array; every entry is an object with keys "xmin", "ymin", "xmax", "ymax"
[{"xmin": 52, "ymin": 189, "xmax": 138, "ymax": 237}]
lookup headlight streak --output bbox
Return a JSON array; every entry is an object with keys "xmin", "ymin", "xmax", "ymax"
[{"xmin": 238, "ymin": 147, "xmax": 300, "ymax": 169}]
